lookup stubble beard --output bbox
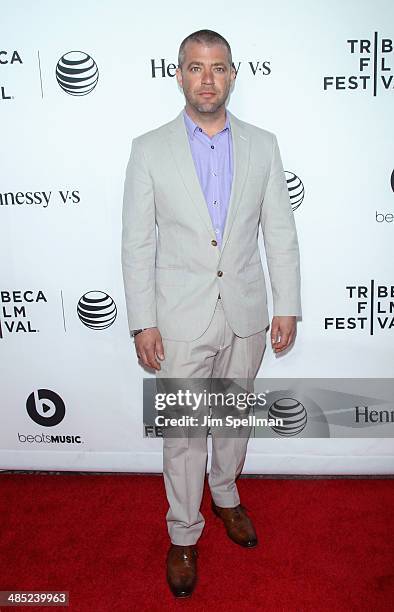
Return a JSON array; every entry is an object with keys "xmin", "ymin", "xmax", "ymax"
[
  {"xmin": 186, "ymin": 89, "xmax": 229, "ymax": 115},
  {"xmin": 194, "ymin": 101, "xmax": 224, "ymax": 113}
]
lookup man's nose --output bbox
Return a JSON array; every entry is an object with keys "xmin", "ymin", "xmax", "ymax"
[{"xmin": 201, "ymin": 69, "xmax": 214, "ymax": 84}]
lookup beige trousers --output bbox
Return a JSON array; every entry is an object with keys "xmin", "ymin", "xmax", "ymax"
[{"xmin": 156, "ymin": 297, "xmax": 266, "ymax": 545}]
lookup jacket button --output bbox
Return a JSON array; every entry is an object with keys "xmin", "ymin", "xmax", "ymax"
[
  {"xmin": 211, "ymin": 239, "xmax": 217, "ymax": 246},
  {"xmin": 217, "ymin": 270, "xmax": 223, "ymax": 277}
]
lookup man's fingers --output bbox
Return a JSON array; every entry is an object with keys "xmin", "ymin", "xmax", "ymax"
[
  {"xmin": 138, "ymin": 349, "xmax": 161, "ymax": 370},
  {"xmin": 274, "ymin": 330, "xmax": 295, "ymax": 353},
  {"xmin": 287, "ymin": 330, "xmax": 295, "ymax": 346},
  {"xmin": 271, "ymin": 316, "xmax": 297, "ymax": 353},
  {"xmin": 141, "ymin": 343, "xmax": 161, "ymax": 370},
  {"xmin": 270, "ymin": 323, "xmax": 280, "ymax": 345},
  {"xmin": 273, "ymin": 330, "xmax": 290, "ymax": 351},
  {"xmin": 145, "ymin": 346, "xmax": 161, "ymax": 370},
  {"xmin": 137, "ymin": 343, "xmax": 160, "ymax": 370},
  {"xmin": 155, "ymin": 338, "xmax": 165, "ymax": 360},
  {"xmin": 134, "ymin": 328, "xmax": 163, "ymax": 370},
  {"xmin": 137, "ymin": 349, "xmax": 147, "ymax": 367}
]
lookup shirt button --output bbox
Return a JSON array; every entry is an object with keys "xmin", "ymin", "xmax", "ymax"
[
  {"xmin": 212, "ymin": 200, "xmax": 218, "ymax": 207},
  {"xmin": 217, "ymin": 270, "xmax": 223, "ymax": 277},
  {"xmin": 211, "ymin": 239, "xmax": 217, "ymax": 247},
  {"xmin": 211, "ymin": 145, "xmax": 215, "ymax": 149},
  {"xmin": 199, "ymin": 127, "xmax": 202, "ymax": 132},
  {"xmin": 215, "ymin": 228, "xmax": 220, "ymax": 234}
]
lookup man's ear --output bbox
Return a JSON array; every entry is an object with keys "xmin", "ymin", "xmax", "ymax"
[{"xmin": 175, "ymin": 67, "xmax": 183, "ymax": 89}]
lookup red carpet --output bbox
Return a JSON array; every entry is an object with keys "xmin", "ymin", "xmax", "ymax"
[{"xmin": 1, "ymin": 474, "xmax": 393, "ymax": 611}]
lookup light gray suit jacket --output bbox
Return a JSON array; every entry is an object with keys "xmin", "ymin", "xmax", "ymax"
[{"xmin": 121, "ymin": 109, "xmax": 301, "ymax": 341}]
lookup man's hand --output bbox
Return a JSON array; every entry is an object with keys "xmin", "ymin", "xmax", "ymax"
[
  {"xmin": 134, "ymin": 327, "xmax": 165, "ymax": 370},
  {"xmin": 270, "ymin": 316, "xmax": 297, "ymax": 353}
]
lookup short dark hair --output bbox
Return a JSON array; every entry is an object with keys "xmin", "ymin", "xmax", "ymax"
[{"xmin": 178, "ymin": 29, "xmax": 232, "ymax": 68}]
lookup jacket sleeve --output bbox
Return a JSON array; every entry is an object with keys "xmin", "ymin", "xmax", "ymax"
[
  {"xmin": 259, "ymin": 133, "xmax": 302, "ymax": 317},
  {"xmin": 121, "ymin": 137, "xmax": 157, "ymax": 332}
]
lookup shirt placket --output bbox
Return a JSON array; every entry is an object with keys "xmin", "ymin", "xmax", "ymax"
[{"xmin": 210, "ymin": 132, "xmax": 221, "ymax": 243}]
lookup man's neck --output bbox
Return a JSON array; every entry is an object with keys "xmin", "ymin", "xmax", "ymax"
[{"xmin": 184, "ymin": 103, "xmax": 227, "ymax": 138}]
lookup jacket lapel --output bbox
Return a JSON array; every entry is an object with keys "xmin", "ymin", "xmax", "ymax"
[
  {"xmin": 167, "ymin": 111, "xmax": 214, "ymax": 236},
  {"xmin": 166, "ymin": 109, "xmax": 250, "ymax": 250},
  {"xmin": 221, "ymin": 110, "xmax": 250, "ymax": 252}
]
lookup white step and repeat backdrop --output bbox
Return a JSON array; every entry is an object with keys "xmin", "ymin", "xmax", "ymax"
[{"xmin": 1, "ymin": 0, "xmax": 393, "ymax": 473}]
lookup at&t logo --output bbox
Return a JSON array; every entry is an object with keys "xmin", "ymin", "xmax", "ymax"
[
  {"xmin": 77, "ymin": 291, "xmax": 117, "ymax": 329},
  {"xmin": 56, "ymin": 51, "xmax": 99, "ymax": 96}
]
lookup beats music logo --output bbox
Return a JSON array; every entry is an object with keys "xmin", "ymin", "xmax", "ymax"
[{"xmin": 26, "ymin": 389, "xmax": 65, "ymax": 426}]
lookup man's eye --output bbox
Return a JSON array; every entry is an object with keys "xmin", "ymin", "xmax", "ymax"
[
  {"xmin": 191, "ymin": 66, "xmax": 200, "ymax": 72},
  {"xmin": 215, "ymin": 67, "xmax": 224, "ymax": 72}
]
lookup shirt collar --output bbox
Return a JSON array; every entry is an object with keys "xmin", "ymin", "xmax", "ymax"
[{"xmin": 183, "ymin": 108, "xmax": 230, "ymax": 140}]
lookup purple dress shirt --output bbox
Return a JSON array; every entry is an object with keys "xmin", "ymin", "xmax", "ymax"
[{"xmin": 183, "ymin": 108, "xmax": 233, "ymax": 249}]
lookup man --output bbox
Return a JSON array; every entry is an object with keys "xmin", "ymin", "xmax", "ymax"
[{"xmin": 121, "ymin": 29, "xmax": 301, "ymax": 598}]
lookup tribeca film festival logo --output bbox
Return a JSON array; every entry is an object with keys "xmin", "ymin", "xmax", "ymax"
[
  {"xmin": 323, "ymin": 33, "xmax": 393, "ymax": 96},
  {"xmin": 0, "ymin": 290, "xmax": 46, "ymax": 338},
  {"xmin": 0, "ymin": 49, "xmax": 98, "ymax": 100},
  {"xmin": 0, "ymin": 289, "xmax": 117, "ymax": 338},
  {"xmin": 0, "ymin": 49, "xmax": 21, "ymax": 100},
  {"xmin": 150, "ymin": 58, "xmax": 271, "ymax": 79},
  {"xmin": 324, "ymin": 282, "xmax": 394, "ymax": 334},
  {"xmin": 19, "ymin": 388, "xmax": 83, "ymax": 445}
]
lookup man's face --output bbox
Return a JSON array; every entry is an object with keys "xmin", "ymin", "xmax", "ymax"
[{"xmin": 176, "ymin": 41, "xmax": 235, "ymax": 114}]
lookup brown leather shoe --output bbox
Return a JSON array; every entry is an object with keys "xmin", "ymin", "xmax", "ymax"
[
  {"xmin": 166, "ymin": 544, "xmax": 198, "ymax": 598},
  {"xmin": 212, "ymin": 500, "xmax": 258, "ymax": 547}
]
